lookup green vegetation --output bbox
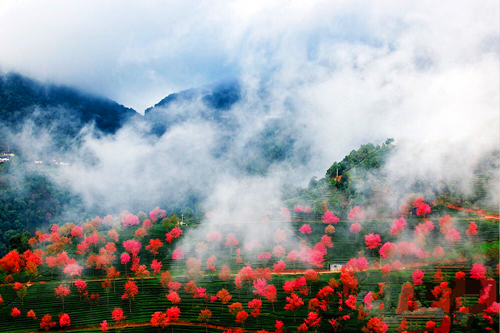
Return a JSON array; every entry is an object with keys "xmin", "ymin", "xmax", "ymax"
[
  {"xmin": 284, "ymin": 139, "xmax": 499, "ymax": 219},
  {"xmin": 0, "ymin": 212, "xmax": 497, "ymax": 332},
  {"xmin": 0, "ymin": 73, "xmax": 137, "ymax": 140},
  {"xmin": 0, "ymin": 161, "xmax": 89, "ymax": 256},
  {"xmin": 284, "ymin": 139, "xmax": 396, "ymax": 216}
]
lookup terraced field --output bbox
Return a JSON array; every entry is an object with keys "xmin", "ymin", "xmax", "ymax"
[{"xmin": 0, "ymin": 209, "xmax": 498, "ymax": 332}]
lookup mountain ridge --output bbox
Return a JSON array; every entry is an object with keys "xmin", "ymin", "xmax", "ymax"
[{"xmin": 0, "ymin": 72, "xmax": 139, "ymax": 140}]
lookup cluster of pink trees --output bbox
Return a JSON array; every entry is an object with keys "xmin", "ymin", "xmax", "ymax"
[
  {"xmin": 1, "ymin": 201, "xmax": 498, "ymax": 333},
  {"xmin": 121, "ymin": 213, "xmax": 140, "ymax": 228},
  {"xmin": 413, "ymin": 197, "xmax": 432, "ymax": 216}
]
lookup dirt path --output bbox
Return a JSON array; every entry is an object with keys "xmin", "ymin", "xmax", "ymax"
[
  {"xmin": 440, "ymin": 201, "xmax": 499, "ymax": 220},
  {"xmin": 14, "ymin": 319, "xmax": 265, "ymax": 332}
]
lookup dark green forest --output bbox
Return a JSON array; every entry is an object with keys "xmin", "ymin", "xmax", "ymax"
[
  {"xmin": 0, "ymin": 72, "xmax": 138, "ymax": 152},
  {"xmin": 282, "ymin": 139, "xmax": 396, "ymax": 216},
  {"xmin": 0, "ymin": 159, "xmax": 89, "ymax": 255},
  {"xmin": 283, "ymin": 138, "xmax": 498, "ymax": 218},
  {"xmin": 0, "ymin": 72, "xmax": 140, "ymax": 255}
]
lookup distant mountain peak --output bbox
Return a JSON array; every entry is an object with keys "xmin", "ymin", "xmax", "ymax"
[
  {"xmin": 145, "ymin": 79, "xmax": 240, "ymax": 114},
  {"xmin": 143, "ymin": 79, "xmax": 241, "ymax": 136},
  {"xmin": 0, "ymin": 72, "xmax": 139, "ymax": 134}
]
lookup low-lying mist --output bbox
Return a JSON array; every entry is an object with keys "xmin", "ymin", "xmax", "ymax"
[{"xmin": 3, "ymin": 0, "xmax": 498, "ymax": 235}]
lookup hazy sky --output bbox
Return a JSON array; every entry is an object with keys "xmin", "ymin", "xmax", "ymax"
[
  {"xmin": 1, "ymin": 1, "xmax": 498, "ymax": 113},
  {"xmin": 2, "ymin": 1, "xmax": 499, "ymax": 213}
]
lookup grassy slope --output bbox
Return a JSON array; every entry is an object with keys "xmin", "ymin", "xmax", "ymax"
[{"xmin": 0, "ymin": 215, "xmax": 498, "ymax": 332}]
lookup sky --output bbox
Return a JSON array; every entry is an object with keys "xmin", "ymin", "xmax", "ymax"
[
  {"xmin": 0, "ymin": 1, "xmax": 497, "ymax": 112},
  {"xmin": 1, "ymin": 0, "xmax": 499, "ymax": 214}
]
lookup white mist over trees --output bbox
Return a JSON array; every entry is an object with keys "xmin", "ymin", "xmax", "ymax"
[{"xmin": 0, "ymin": 0, "xmax": 498, "ymax": 233}]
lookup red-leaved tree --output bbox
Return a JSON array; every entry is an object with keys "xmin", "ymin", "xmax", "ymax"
[
  {"xmin": 285, "ymin": 293, "xmax": 304, "ymax": 322},
  {"xmin": 216, "ymin": 288, "xmax": 232, "ymax": 313},
  {"xmin": 55, "ymin": 284, "xmax": 71, "ymax": 310},
  {"xmin": 197, "ymin": 309, "xmax": 212, "ymax": 333},
  {"xmin": 146, "ymin": 239, "xmax": 163, "ymax": 258},
  {"xmin": 150, "ymin": 312, "xmax": 169, "ymax": 330},
  {"xmin": 74, "ymin": 279, "xmax": 87, "ymax": 301},
  {"xmin": 248, "ymin": 298, "xmax": 262, "ymax": 324},
  {"xmin": 59, "ymin": 313, "xmax": 70, "ymax": 329},
  {"xmin": 40, "ymin": 314, "xmax": 56, "ymax": 331},
  {"xmin": 167, "ymin": 290, "xmax": 181, "ymax": 304},
  {"xmin": 112, "ymin": 307, "xmax": 126, "ymax": 324},
  {"xmin": 121, "ymin": 280, "xmax": 139, "ymax": 312}
]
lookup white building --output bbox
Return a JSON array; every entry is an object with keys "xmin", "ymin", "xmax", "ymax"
[{"xmin": 329, "ymin": 262, "xmax": 345, "ymax": 272}]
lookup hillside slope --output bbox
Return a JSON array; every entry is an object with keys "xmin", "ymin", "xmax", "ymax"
[{"xmin": 0, "ymin": 73, "xmax": 139, "ymax": 150}]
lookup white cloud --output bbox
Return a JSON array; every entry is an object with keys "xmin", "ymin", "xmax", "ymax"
[{"xmin": 2, "ymin": 0, "xmax": 499, "ymax": 212}]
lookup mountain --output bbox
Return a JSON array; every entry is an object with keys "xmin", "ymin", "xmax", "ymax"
[
  {"xmin": 144, "ymin": 79, "xmax": 309, "ymax": 174},
  {"xmin": 0, "ymin": 73, "xmax": 139, "ymax": 149},
  {"xmin": 144, "ymin": 79, "xmax": 241, "ymax": 136},
  {"xmin": 0, "ymin": 73, "xmax": 302, "ymax": 173}
]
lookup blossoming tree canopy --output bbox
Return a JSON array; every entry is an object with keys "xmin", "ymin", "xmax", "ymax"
[
  {"xmin": 294, "ymin": 205, "xmax": 304, "ymax": 213},
  {"xmin": 470, "ymin": 263, "xmax": 487, "ymax": 280},
  {"xmin": 197, "ymin": 308, "xmax": 212, "ymax": 324},
  {"xmin": 121, "ymin": 213, "xmax": 140, "ymax": 228},
  {"xmin": 413, "ymin": 197, "xmax": 431, "ymax": 216},
  {"xmin": 55, "ymin": 284, "xmax": 70, "ymax": 298},
  {"xmin": 11, "ymin": 307, "xmax": 21, "ymax": 317},
  {"xmin": 151, "ymin": 260, "xmax": 162, "ymax": 274},
  {"xmin": 225, "ymin": 233, "xmax": 239, "ymax": 247},
  {"xmin": 0, "ymin": 250, "xmax": 23, "ymax": 274},
  {"xmin": 466, "ymin": 221, "xmax": 478, "ymax": 235},
  {"xmin": 322, "ymin": 211, "xmax": 339, "ymax": 224},
  {"xmin": 123, "ymin": 240, "xmax": 141, "ymax": 257},
  {"xmin": 347, "ymin": 257, "xmax": 369, "ymax": 271},
  {"xmin": 59, "ymin": 313, "xmax": 70, "ymax": 328},
  {"xmin": 412, "ymin": 270, "xmax": 425, "ymax": 286},
  {"xmin": 365, "ymin": 234, "xmax": 382, "ymax": 249},
  {"xmin": 120, "ymin": 253, "xmax": 131, "ymax": 265},
  {"xmin": 350, "ymin": 222, "xmax": 362, "ymax": 234},
  {"xmin": 172, "ymin": 248, "xmax": 184, "ymax": 260},
  {"xmin": 445, "ymin": 228, "xmax": 461, "ymax": 242},
  {"xmin": 146, "ymin": 238, "xmax": 163, "ymax": 256},
  {"xmin": 150, "ymin": 311, "xmax": 169, "ymax": 329},
  {"xmin": 40, "ymin": 314, "xmax": 56, "ymax": 330},
  {"xmin": 348, "ymin": 206, "xmax": 363, "ymax": 221},
  {"xmin": 390, "ymin": 217, "xmax": 407, "ymax": 235},
  {"xmin": 433, "ymin": 246, "xmax": 446, "ymax": 258},
  {"xmin": 299, "ymin": 224, "xmax": 312, "ymax": 234},
  {"xmin": 74, "ymin": 279, "xmax": 87, "ymax": 297},
  {"xmin": 112, "ymin": 307, "xmax": 126, "ymax": 322},
  {"xmin": 379, "ymin": 242, "xmax": 397, "ymax": 260}
]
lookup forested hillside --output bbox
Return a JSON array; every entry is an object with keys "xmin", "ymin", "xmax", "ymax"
[
  {"xmin": 283, "ymin": 139, "xmax": 498, "ymax": 218},
  {"xmin": 0, "ymin": 160, "xmax": 89, "ymax": 255},
  {"xmin": 0, "ymin": 73, "xmax": 138, "ymax": 151}
]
